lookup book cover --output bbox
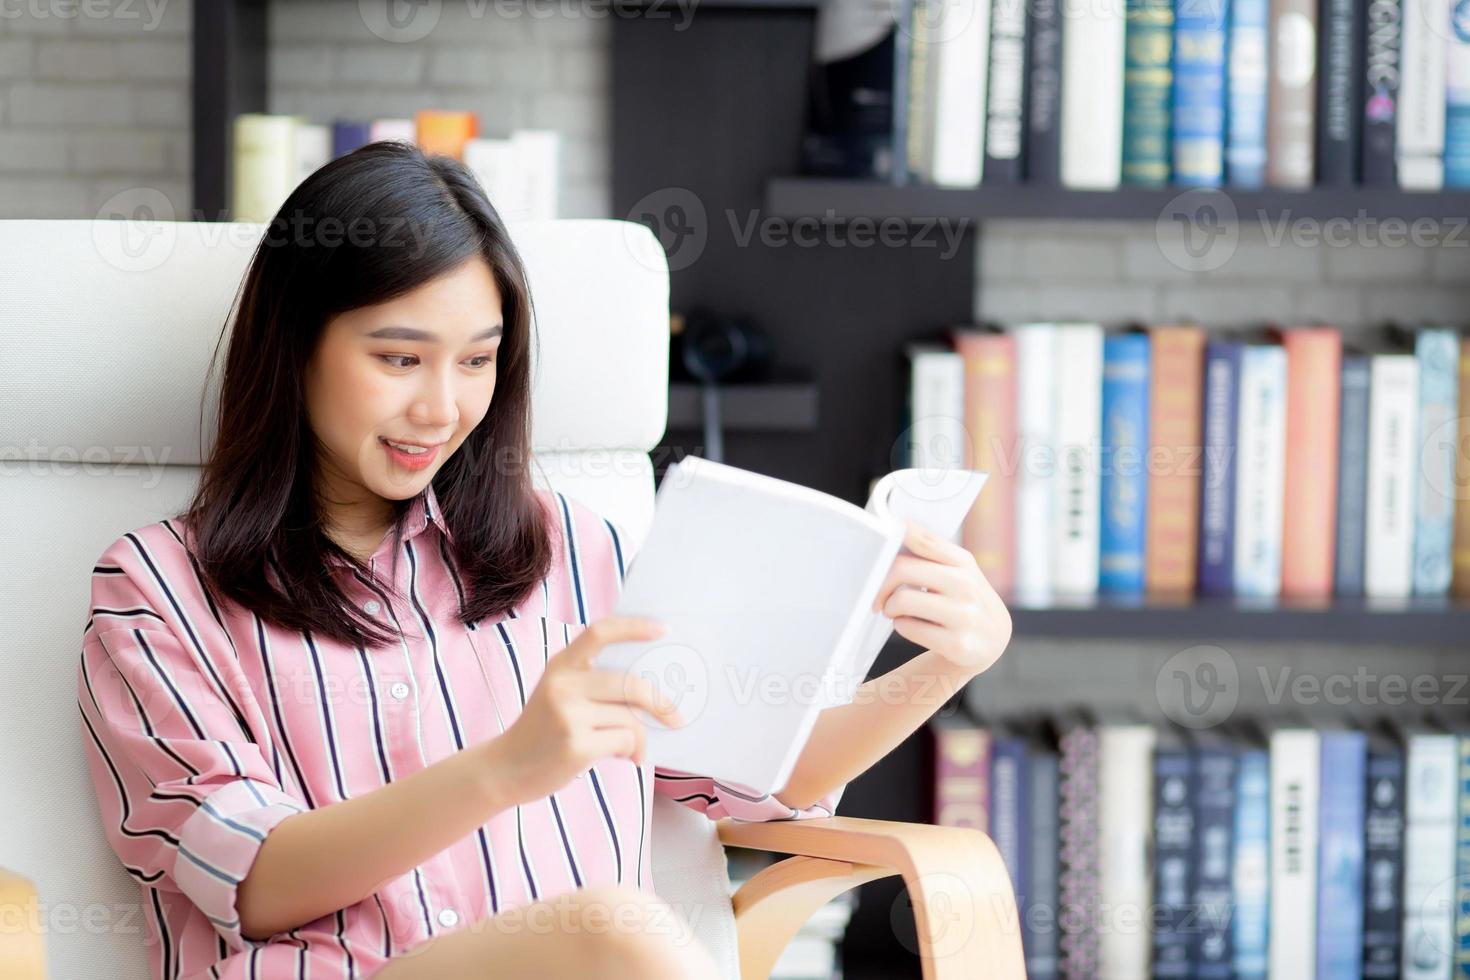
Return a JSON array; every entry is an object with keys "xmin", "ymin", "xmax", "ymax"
[
  {"xmin": 1453, "ymin": 733, "xmax": 1470, "ymax": 976},
  {"xmin": 415, "ymin": 109, "xmax": 478, "ymax": 162},
  {"xmin": 1199, "ymin": 339, "xmax": 1243, "ymax": 596},
  {"xmin": 1265, "ymin": 0, "xmax": 1318, "ymax": 186},
  {"xmin": 1172, "ymin": 0, "xmax": 1229, "ymax": 185},
  {"xmin": 1365, "ymin": 353, "xmax": 1420, "ymax": 597},
  {"xmin": 1316, "ymin": 0, "xmax": 1365, "ymax": 183},
  {"xmin": 904, "ymin": 343, "xmax": 968, "ymax": 478},
  {"xmin": 1335, "ymin": 352, "xmax": 1373, "ymax": 596},
  {"xmin": 331, "ymin": 120, "xmax": 372, "ymax": 159},
  {"xmin": 892, "ymin": 0, "xmax": 916, "ymax": 186},
  {"xmin": 1362, "ymin": 728, "xmax": 1407, "ymax": 979},
  {"xmin": 1152, "ymin": 729, "xmax": 1195, "ymax": 978},
  {"xmin": 1121, "ymin": 0, "xmax": 1174, "ymax": 185},
  {"xmin": 1280, "ymin": 326, "xmax": 1342, "ymax": 598},
  {"xmin": 902, "ymin": 0, "xmax": 939, "ymax": 183},
  {"xmin": 989, "ymin": 726, "xmax": 1030, "ymax": 896},
  {"xmin": 1227, "ymin": 0, "xmax": 1270, "ymax": 186},
  {"xmin": 1233, "ymin": 344, "xmax": 1287, "ymax": 598},
  {"xmin": 1413, "ymin": 328, "xmax": 1460, "ymax": 595},
  {"xmin": 1025, "ymin": 0, "xmax": 1063, "ymax": 183},
  {"xmin": 930, "ymin": 709, "xmax": 992, "ymax": 829},
  {"xmin": 1361, "ymin": 0, "xmax": 1402, "ymax": 185},
  {"xmin": 1053, "ymin": 324, "xmax": 1104, "ymax": 597},
  {"xmin": 931, "ymin": 0, "xmax": 992, "ymax": 186},
  {"xmin": 231, "ymin": 113, "xmax": 298, "ymax": 223},
  {"xmin": 1316, "ymin": 729, "xmax": 1368, "ymax": 980},
  {"xmin": 984, "ymin": 0, "xmax": 1029, "ymax": 183},
  {"xmin": 1146, "ymin": 325, "xmax": 1207, "ymax": 595},
  {"xmin": 1447, "ymin": 12, "xmax": 1470, "ymax": 186},
  {"xmin": 954, "ymin": 330, "xmax": 1018, "ymax": 596},
  {"xmin": 1100, "ymin": 333, "xmax": 1151, "ymax": 595}
]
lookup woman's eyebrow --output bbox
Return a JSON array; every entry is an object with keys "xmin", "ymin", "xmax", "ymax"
[{"xmin": 363, "ymin": 324, "xmax": 503, "ymax": 343}]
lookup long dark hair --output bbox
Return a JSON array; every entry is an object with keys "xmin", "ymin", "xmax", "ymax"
[{"xmin": 185, "ymin": 140, "xmax": 553, "ymax": 649}]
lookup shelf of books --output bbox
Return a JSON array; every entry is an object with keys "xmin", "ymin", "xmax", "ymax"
[{"xmin": 904, "ymin": 324, "xmax": 1470, "ymax": 635}]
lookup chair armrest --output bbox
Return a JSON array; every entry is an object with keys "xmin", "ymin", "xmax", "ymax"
[
  {"xmin": 716, "ymin": 816, "xmax": 1024, "ymax": 980},
  {"xmin": 0, "ymin": 867, "xmax": 47, "ymax": 980}
]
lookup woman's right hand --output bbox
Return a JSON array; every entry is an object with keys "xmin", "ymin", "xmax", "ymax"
[{"xmin": 486, "ymin": 617, "xmax": 686, "ymax": 805}]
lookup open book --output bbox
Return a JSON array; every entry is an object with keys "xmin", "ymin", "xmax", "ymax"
[{"xmin": 595, "ymin": 456, "xmax": 988, "ymax": 795}]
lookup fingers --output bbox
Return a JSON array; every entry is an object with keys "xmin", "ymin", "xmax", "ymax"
[
  {"xmin": 872, "ymin": 554, "xmax": 970, "ymax": 612},
  {"xmin": 582, "ymin": 669, "xmax": 687, "ymax": 728},
  {"xmin": 553, "ymin": 617, "xmax": 667, "ymax": 670},
  {"xmin": 899, "ymin": 521, "xmax": 973, "ymax": 566},
  {"xmin": 879, "ymin": 585, "xmax": 955, "ymax": 627}
]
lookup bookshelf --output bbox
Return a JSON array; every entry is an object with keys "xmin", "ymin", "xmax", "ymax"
[{"xmin": 188, "ymin": 4, "xmax": 1470, "ymax": 974}]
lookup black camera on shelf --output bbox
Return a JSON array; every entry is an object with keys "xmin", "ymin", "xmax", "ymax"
[{"xmin": 671, "ymin": 308, "xmax": 774, "ymax": 386}]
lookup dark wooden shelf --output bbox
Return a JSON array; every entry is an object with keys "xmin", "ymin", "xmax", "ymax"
[
  {"xmin": 766, "ymin": 177, "xmax": 1470, "ymax": 223},
  {"xmin": 666, "ymin": 380, "xmax": 818, "ymax": 431},
  {"xmin": 1001, "ymin": 594, "xmax": 1470, "ymax": 645}
]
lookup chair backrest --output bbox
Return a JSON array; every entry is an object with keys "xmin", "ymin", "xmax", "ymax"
[{"xmin": 0, "ymin": 218, "xmax": 738, "ymax": 979}]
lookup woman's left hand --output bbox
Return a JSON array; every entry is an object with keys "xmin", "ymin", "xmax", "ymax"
[{"xmin": 870, "ymin": 520, "xmax": 1012, "ymax": 676}]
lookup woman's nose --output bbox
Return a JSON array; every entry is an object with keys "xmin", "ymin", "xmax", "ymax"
[{"xmin": 411, "ymin": 373, "xmax": 457, "ymax": 427}]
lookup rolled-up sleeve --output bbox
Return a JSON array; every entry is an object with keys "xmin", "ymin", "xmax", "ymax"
[
  {"xmin": 654, "ymin": 767, "xmax": 844, "ymax": 822},
  {"xmin": 78, "ymin": 619, "xmax": 307, "ymax": 954}
]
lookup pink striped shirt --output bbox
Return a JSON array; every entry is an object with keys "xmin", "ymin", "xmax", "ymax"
[{"xmin": 77, "ymin": 485, "xmax": 843, "ymax": 980}]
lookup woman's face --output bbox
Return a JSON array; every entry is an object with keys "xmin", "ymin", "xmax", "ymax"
[{"xmin": 304, "ymin": 254, "xmax": 504, "ymax": 524}]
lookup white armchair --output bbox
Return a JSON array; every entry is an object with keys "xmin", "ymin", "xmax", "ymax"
[{"xmin": 0, "ymin": 217, "xmax": 1023, "ymax": 980}]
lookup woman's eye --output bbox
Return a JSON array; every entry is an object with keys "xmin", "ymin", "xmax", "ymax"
[
  {"xmin": 379, "ymin": 355, "xmax": 417, "ymax": 368},
  {"xmin": 466, "ymin": 355, "xmax": 495, "ymax": 368}
]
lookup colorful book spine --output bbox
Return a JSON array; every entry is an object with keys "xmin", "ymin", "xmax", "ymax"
[
  {"xmin": 1455, "ymin": 338, "xmax": 1470, "ymax": 597},
  {"xmin": 1361, "ymin": 0, "xmax": 1402, "ymax": 185},
  {"xmin": 1026, "ymin": 744, "xmax": 1061, "ymax": 980},
  {"xmin": 932, "ymin": 0, "xmax": 992, "ymax": 186},
  {"xmin": 1270, "ymin": 727, "xmax": 1321, "ymax": 980},
  {"xmin": 1454, "ymin": 735, "xmax": 1470, "ymax": 977},
  {"xmin": 1100, "ymin": 334, "xmax": 1151, "ymax": 595},
  {"xmin": 1365, "ymin": 354, "xmax": 1419, "ymax": 598},
  {"xmin": 955, "ymin": 332, "xmax": 1019, "ymax": 596},
  {"xmin": 1060, "ymin": 0, "xmax": 1126, "ymax": 187},
  {"xmin": 1335, "ymin": 353, "xmax": 1373, "ymax": 596},
  {"xmin": 1025, "ymin": 0, "xmax": 1063, "ymax": 183},
  {"xmin": 1233, "ymin": 344, "xmax": 1287, "ymax": 598},
  {"xmin": 1316, "ymin": 0, "xmax": 1365, "ymax": 183},
  {"xmin": 1057, "ymin": 719, "xmax": 1100, "ymax": 979},
  {"xmin": 1015, "ymin": 324, "xmax": 1058, "ymax": 602},
  {"xmin": 1199, "ymin": 340, "xmax": 1243, "ymax": 596},
  {"xmin": 904, "ymin": 0, "xmax": 939, "ymax": 182},
  {"xmin": 1146, "ymin": 326, "xmax": 1207, "ymax": 594},
  {"xmin": 1097, "ymin": 724, "xmax": 1155, "ymax": 980},
  {"xmin": 1152, "ymin": 741, "xmax": 1195, "ymax": 978},
  {"xmin": 1413, "ymin": 328, "xmax": 1460, "ymax": 596},
  {"xmin": 1265, "ymin": 0, "xmax": 1318, "ymax": 186},
  {"xmin": 1053, "ymin": 324, "xmax": 1103, "ymax": 597},
  {"xmin": 990, "ymin": 734, "xmax": 1029, "ymax": 894},
  {"xmin": 904, "ymin": 343, "xmax": 968, "ymax": 476},
  {"xmin": 1172, "ymin": 0, "xmax": 1228, "ymax": 185},
  {"xmin": 1226, "ymin": 0, "xmax": 1270, "ymax": 186},
  {"xmin": 1316, "ymin": 731, "xmax": 1367, "ymax": 980},
  {"xmin": 892, "ymin": 0, "xmax": 916, "ymax": 186},
  {"xmin": 1280, "ymin": 327, "xmax": 1342, "ymax": 599},
  {"xmin": 1362, "ymin": 734, "xmax": 1406, "ymax": 979},
  {"xmin": 930, "ymin": 715, "xmax": 991, "ymax": 828},
  {"xmin": 1121, "ymin": 0, "xmax": 1174, "ymax": 185},
  {"xmin": 1449, "ymin": 15, "xmax": 1470, "ymax": 186},
  {"xmin": 984, "ymin": 0, "xmax": 1029, "ymax": 183},
  {"xmin": 1191, "ymin": 740, "xmax": 1237, "ymax": 978},
  {"xmin": 1397, "ymin": 0, "xmax": 1449, "ymax": 188},
  {"xmin": 1233, "ymin": 748, "xmax": 1271, "ymax": 980},
  {"xmin": 332, "ymin": 120, "xmax": 372, "ymax": 158},
  {"xmin": 415, "ymin": 109, "xmax": 479, "ymax": 162},
  {"xmin": 1401, "ymin": 731, "xmax": 1457, "ymax": 980}
]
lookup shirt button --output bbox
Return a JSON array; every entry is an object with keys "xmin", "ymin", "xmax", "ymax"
[
  {"xmin": 437, "ymin": 908, "xmax": 459, "ymax": 928},
  {"xmin": 363, "ymin": 600, "xmax": 381, "ymax": 615},
  {"xmin": 390, "ymin": 682, "xmax": 410, "ymax": 701}
]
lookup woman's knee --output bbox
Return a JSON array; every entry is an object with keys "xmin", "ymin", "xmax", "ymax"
[{"xmin": 563, "ymin": 884, "xmax": 715, "ymax": 980}]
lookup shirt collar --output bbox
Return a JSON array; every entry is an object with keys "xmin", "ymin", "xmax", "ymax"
[{"xmin": 323, "ymin": 483, "xmax": 452, "ymax": 571}]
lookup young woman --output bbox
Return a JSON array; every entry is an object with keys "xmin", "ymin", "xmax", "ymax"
[{"xmin": 77, "ymin": 141, "xmax": 1012, "ymax": 980}]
